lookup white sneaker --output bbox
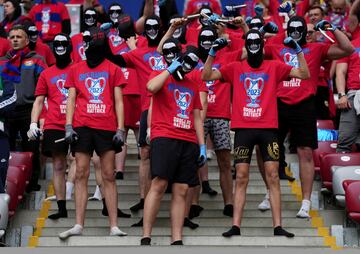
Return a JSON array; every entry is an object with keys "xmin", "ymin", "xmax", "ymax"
[
  {"xmin": 45, "ymin": 195, "xmax": 57, "ymax": 201},
  {"xmin": 206, "ymin": 149, "xmax": 215, "ymax": 160},
  {"xmin": 59, "ymin": 224, "xmax": 83, "ymax": 240},
  {"xmin": 88, "ymin": 185, "xmax": 102, "ymax": 201},
  {"xmin": 110, "ymin": 226, "xmax": 127, "ymax": 236},
  {"xmin": 296, "ymin": 199, "xmax": 311, "ymax": 218},
  {"xmin": 258, "ymin": 198, "xmax": 271, "ymax": 211}
]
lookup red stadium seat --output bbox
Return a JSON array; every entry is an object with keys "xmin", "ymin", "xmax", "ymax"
[
  {"xmin": 343, "ymin": 180, "xmax": 360, "ymax": 191},
  {"xmin": 6, "ymin": 166, "xmax": 27, "ymax": 199},
  {"xmin": 320, "ymin": 153, "xmax": 360, "ymax": 191},
  {"xmin": 9, "ymin": 152, "xmax": 33, "ymax": 184},
  {"xmin": 317, "ymin": 120, "xmax": 335, "ymax": 130},
  {"xmin": 312, "ymin": 141, "xmax": 338, "ymax": 173},
  {"xmin": 344, "ymin": 181, "xmax": 360, "ymax": 224},
  {"xmin": 5, "ymin": 180, "xmax": 20, "ymax": 217}
]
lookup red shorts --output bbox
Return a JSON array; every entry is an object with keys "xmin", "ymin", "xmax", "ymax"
[{"xmin": 124, "ymin": 95, "xmax": 141, "ymax": 129}]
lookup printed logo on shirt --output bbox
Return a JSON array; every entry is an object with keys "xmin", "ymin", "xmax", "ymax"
[
  {"xmin": 144, "ymin": 52, "xmax": 167, "ymax": 71},
  {"xmin": 24, "ymin": 60, "xmax": 34, "ymax": 67},
  {"xmin": 109, "ymin": 34, "xmax": 124, "ymax": 47},
  {"xmin": 121, "ymin": 68, "xmax": 129, "ymax": 80},
  {"xmin": 169, "ymin": 83, "xmax": 194, "ymax": 129},
  {"xmin": 198, "ymin": 63, "xmax": 220, "ymax": 104},
  {"xmin": 283, "ymin": 52, "xmax": 299, "ymax": 68},
  {"xmin": 41, "ymin": 7, "xmax": 51, "ymax": 34},
  {"xmin": 77, "ymin": 43, "xmax": 86, "ymax": 60},
  {"xmin": 51, "ymin": 74, "xmax": 68, "ymax": 113},
  {"xmin": 240, "ymin": 72, "xmax": 268, "ymax": 119},
  {"xmin": 85, "ymin": 77, "xmax": 106, "ymax": 103}
]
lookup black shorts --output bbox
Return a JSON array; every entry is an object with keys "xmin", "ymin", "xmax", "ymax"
[
  {"xmin": 150, "ymin": 137, "xmax": 200, "ymax": 187},
  {"xmin": 138, "ymin": 110, "xmax": 148, "ymax": 147},
  {"xmin": 233, "ymin": 129, "xmax": 279, "ymax": 164},
  {"xmin": 278, "ymin": 96, "xmax": 318, "ymax": 149},
  {"xmin": 42, "ymin": 130, "xmax": 69, "ymax": 157},
  {"xmin": 71, "ymin": 127, "xmax": 119, "ymax": 156}
]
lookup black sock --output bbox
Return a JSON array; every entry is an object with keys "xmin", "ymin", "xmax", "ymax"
[
  {"xmin": 222, "ymin": 225, "xmax": 240, "ymax": 237},
  {"xmin": 48, "ymin": 200, "xmax": 67, "ymax": 220},
  {"xmin": 102, "ymin": 199, "xmax": 131, "ymax": 217},
  {"xmin": 115, "ymin": 171, "xmax": 124, "ymax": 180},
  {"xmin": 202, "ymin": 181, "xmax": 217, "ymax": 195},
  {"xmin": 130, "ymin": 199, "xmax": 144, "ymax": 212},
  {"xmin": 140, "ymin": 237, "xmax": 151, "ymax": 245},
  {"xmin": 183, "ymin": 217, "xmax": 199, "ymax": 229},
  {"xmin": 274, "ymin": 226, "xmax": 295, "ymax": 238},
  {"xmin": 171, "ymin": 240, "xmax": 183, "ymax": 245},
  {"xmin": 189, "ymin": 205, "xmax": 204, "ymax": 219},
  {"xmin": 131, "ymin": 217, "xmax": 143, "ymax": 227},
  {"xmin": 223, "ymin": 204, "xmax": 233, "ymax": 217}
]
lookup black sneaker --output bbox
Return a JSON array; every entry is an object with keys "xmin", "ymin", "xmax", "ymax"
[{"xmin": 141, "ymin": 237, "xmax": 151, "ymax": 245}]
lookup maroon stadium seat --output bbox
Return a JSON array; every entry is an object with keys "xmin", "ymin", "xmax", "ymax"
[
  {"xmin": 320, "ymin": 153, "xmax": 360, "ymax": 191},
  {"xmin": 9, "ymin": 152, "xmax": 33, "ymax": 184},
  {"xmin": 313, "ymin": 141, "xmax": 338, "ymax": 173},
  {"xmin": 343, "ymin": 180, "xmax": 360, "ymax": 191},
  {"xmin": 344, "ymin": 181, "xmax": 360, "ymax": 224},
  {"xmin": 6, "ymin": 166, "xmax": 27, "ymax": 200},
  {"xmin": 5, "ymin": 180, "xmax": 20, "ymax": 217},
  {"xmin": 317, "ymin": 120, "xmax": 335, "ymax": 130}
]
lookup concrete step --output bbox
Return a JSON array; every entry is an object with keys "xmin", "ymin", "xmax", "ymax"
[
  {"xmin": 41, "ymin": 217, "xmax": 312, "ymax": 228},
  {"xmin": 45, "ymin": 209, "xmax": 304, "ymax": 218},
  {"xmin": 40, "ymin": 227, "xmax": 319, "ymax": 237},
  {"xmin": 36, "ymin": 235, "xmax": 326, "ymax": 247}
]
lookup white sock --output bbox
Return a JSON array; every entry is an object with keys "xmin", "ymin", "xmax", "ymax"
[
  {"xmin": 301, "ymin": 199, "xmax": 311, "ymax": 211},
  {"xmin": 265, "ymin": 190, "xmax": 270, "ymax": 200},
  {"xmin": 59, "ymin": 224, "xmax": 83, "ymax": 240},
  {"xmin": 110, "ymin": 226, "xmax": 127, "ymax": 236},
  {"xmin": 93, "ymin": 185, "xmax": 102, "ymax": 200},
  {"xmin": 66, "ymin": 182, "xmax": 74, "ymax": 200}
]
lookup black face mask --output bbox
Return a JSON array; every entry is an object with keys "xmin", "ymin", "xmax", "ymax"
[
  {"xmin": 198, "ymin": 26, "xmax": 217, "ymax": 61},
  {"xmin": 83, "ymin": 9, "xmax": 97, "ymax": 29},
  {"xmin": 117, "ymin": 14, "xmax": 136, "ymax": 39},
  {"xmin": 84, "ymin": 29, "xmax": 106, "ymax": 68},
  {"xmin": 172, "ymin": 51, "xmax": 200, "ymax": 81},
  {"xmin": 249, "ymin": 17, "xmax": 264, "ymax": 30},
  {"xmin": 162, "ymin": 38, "xmax": 181, "ymax": 65},
  {"xmin": 144, "ymin": 16, "xmax": 162, "ymax": 47},
  {"xmin": 108, "ymin": 5, "xmax": 123, "ymax": 25},
  {"xmin": 287, "ymin": 16, "xmax": 307, "ymax": 46},
  {"xmin": 245, "ymin": 30, "xmax": 264, "ymax": 68},
  {"xmin": 53, "ymin": 34, "xmax": 72, "ymax": 69},
  {"xmin": 27, "ymin": 25, "xmax": 38, "ymax": 50},
  {"xmin": 199, "ymin": 7, "xmax": 213, "ymax": 27}
]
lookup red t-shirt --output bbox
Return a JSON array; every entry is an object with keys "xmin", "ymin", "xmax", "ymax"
[
  {"xmin": 150, "ymin": 71, "xmax": 202, "ymax": 144},
  {"xmin": 184, "ymin": 0, "xmax": 222, "ymax": 15},
  {"xmin": 35, "ymin": 64, "xmax": 73, "ymax": 130},
  {"xmin": 337, "ymin": 38, "xmax": 360, "ymax": 90},
  {"xmin": 121, "ymin": 46, "xmax": 167, "ymax": 111},
  {"xmin": 187, "ymin": 69, "xmax": 208, "ymax": 93},
  {"xmin": 65, "ymin": 59, "xmax": 127, "ymax": 131},
  {"xmin": 35, "ymin": 40, "xmax": 56, "ymax": 66},
  {"xmin": 0, "ymin": 38, "xmax": 10, "ymax": 57},
  {"xmin": 71, "ymin": 33, "xmax": 86, "ymax": 63},
  {"xmin": 265, "ymin": 42, "xmax": 331, "ymax": 104},
  {"xmin": 28, "ymin": 3, "xmax": 70, "ymax": 42},
  {"xmin": 220, "ymin": 60, "xmax": 292, "ymax": 129}
]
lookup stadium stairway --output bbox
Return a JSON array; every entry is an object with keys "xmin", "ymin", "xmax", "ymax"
[{"xmin": 4, "ymin": 132, "xmax": 344, "ymax": 248}]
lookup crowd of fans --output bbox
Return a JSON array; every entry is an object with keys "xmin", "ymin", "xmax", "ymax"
[{"xmin": 0, "ymin": 0, "xmax": 359, "ymax": 246}]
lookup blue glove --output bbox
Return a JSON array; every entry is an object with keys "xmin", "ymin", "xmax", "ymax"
[
  {"xmin": 278, "ymin": 1, "xmax": 292, "ymax": 13},
  {"xmin": 198, "ymin": 144, "xmax": 207, "ymax": 167},
  {"xmin": 167, "ymin": 57, "xmax": 182, "ymax": 74},
  {"xmin": 100, "ymin": 22, "xmax": 113, "ymax": 32},
  {"xmin": 283, "ymin": 37, "xmax": 302, "ymax": 54},
  {"xmin": 317, "ymin": 129, "xmax": 339, "ymax": 141},
  {"xmin": 208, "ymin": 13, "xmax": 221, "ymax": 25},
  {"xmin": 254, "ymin": 4, "xmax": 264, "ymax": 16},
  {"xmin": 158, "ymin": 0, "xmax": 166, "ymax": 7},
  {"xmin": 209, "ymin": 38, "xmax": 228, "ymax": 56},
  {"xmin": 259, "ymin": 22, "xmax": 279, "ymax": 34},
  {"xmin": 315, "ymin": 20, "xmax": 336, "ymax": 32},
  {"xmin": 245, "ymin": 16, "xmax": 252, "ymax": 25}
]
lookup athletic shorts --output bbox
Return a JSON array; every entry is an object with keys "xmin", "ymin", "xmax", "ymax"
[
  {"xmin": 278, "ymin": 96, "xmax": 318, "ymax": 149},
  {"xmin": 71, "ymin": 127, "xmax": 119, "ymax": 156},
  {"xmin": 233, "ymin": 128, "xmax": 279, "ymax": 164},
  {"xmin": 42, "ymin": 129, "xmax": 69, "ymax": 157},
  {"xmin": 150, "ymin": 137, "xmax": 200, "ymax": 187},
  {"xmin": 204, "ymin": 118, "xmax": 231, "ymax": 150},
  {"xmin": 124, "ymin": 95, "xmax": 141, "ymax": 129},
  {"xmin": 138, "ymin": 110, "xmax": 149, "ymax": 147}
]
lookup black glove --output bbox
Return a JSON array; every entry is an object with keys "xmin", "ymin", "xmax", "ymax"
[
  {"xmin": 112, "ymin": 128, "xmax": 125, "ymax": 152},
  {"xmin": 64, "ymin": 124, "xmax": 79, "ymax": 144},
  {"xmin": 283, "ymin": 37, "xmax": 302, "ymax": 54}
]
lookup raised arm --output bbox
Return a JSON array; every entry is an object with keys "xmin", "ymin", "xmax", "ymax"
[
  {"xmin": 283, "ymin": 37, "xmax": 310, "ymax": 79},
  {"xmin": 135, "ymin": 0, "xmax": 154, "ymax": 34},
  {"xmin": 348, "ymin": 0, "xmax": 360, "ymax": 33},
  {"xmin": 157, "ymin": 17, "xmax": 187, "ymax": 54}
]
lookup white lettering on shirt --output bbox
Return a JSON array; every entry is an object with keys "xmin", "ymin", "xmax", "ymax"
[
  {"xmin": 208, "ymin": 94, "xmax": 216, "ymax": 103},
  {"xmin": 243, "ymin": 107, "xmax": 262, "ymax": 118},
  {"xmin": 60, "ymin": 104, "xmax": 66, "ymax": 114},
  {"xmin": 283, "ymin": 78, "xmax": 301, "ymax": 87},
  {"xmin": 87, "ymin": 104, "xmax": 106, "ymax": 114},
  {"xmin": 173, "ymin": 117, "xmax": 191, "ymax": 129}
]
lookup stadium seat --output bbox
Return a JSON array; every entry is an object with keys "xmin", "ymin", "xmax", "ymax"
[
  {"xmin": 5, "ymin": 180, "xmax": 20, "ymax": 217},
  {"xmin": 6, "ymin": 166, "xmax": 27, "ymax": 200},
  {"xmin": 317, "ymin": 120, "xmax": 335, "ymax": 130},
  {"xmin": 9, "ymin": 152, "xmax": 33, "ymax": 184},
  {"xmin": 320, "ymin": 153, "xmax": 360, "ymax": 191},
  {"xmin": 344, "ymin": 181, "xmax": 360, "ymax": 224},
  {"xmin": 0, "ymin": 194, "xmax": 10, "ymax": 233},
  {"xmin": 332, "ymin": 166, "xmax": 360, "ymax": 207},
  {"xmin": 312, "ymin": 141, "xmax": 337, "ymax": 173}
]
